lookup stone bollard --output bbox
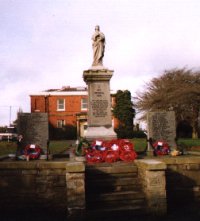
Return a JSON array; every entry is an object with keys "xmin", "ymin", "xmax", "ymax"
[
  {"xmin": 135, "ymin": 159, "xmax": 167, "ymax": 216},
  {"xmin": 66, "ymin": 162, "xmax": 85, "ymax": 220}
]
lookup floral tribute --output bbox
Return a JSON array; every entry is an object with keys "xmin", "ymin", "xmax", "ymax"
[
  {"xmin": 84, "ymin": 139, "xmax": 137, "ymax": 163},
  {"xmin": 152, "ymin": 140, "xmax": 170, "ymax": 156},
  {"xmin": 24, "ymin": 144, "xmax": 42, "ymax": 160}
]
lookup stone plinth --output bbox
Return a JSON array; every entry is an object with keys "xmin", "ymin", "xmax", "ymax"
[{"xmin": 83, "ymin": 67, "xmax": 117, "ymax": 141}]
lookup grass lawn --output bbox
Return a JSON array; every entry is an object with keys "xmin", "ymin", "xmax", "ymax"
[
  {"xmin": 0, "ymin": 140, "xmax": 74, "ymax": 156},
  {"xmin": 1, "ymin": 138, "xmax": 200, "ymax": 156},
  {"xmin": 0, "ymin": 142, "xmax": 17, "ymax": 156}
]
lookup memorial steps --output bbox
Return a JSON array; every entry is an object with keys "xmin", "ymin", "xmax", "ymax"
[{"xmin": 85, "ymin": 161, "xmax": 146, "ymax": 218}]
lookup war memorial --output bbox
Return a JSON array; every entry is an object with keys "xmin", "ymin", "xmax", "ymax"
[{"xmin": 1, "ymin": 26, "xmax": 200, "ymax": 221}]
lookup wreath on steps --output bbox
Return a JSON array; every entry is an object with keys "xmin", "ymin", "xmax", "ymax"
[{"xmin": 77, "ymin": 139, "xmax": 137, "ymax": 163}]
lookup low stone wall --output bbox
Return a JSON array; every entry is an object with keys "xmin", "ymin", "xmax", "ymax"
[
  {"xmin": 0, "ymin": 161, "xmax": 85, "ymax": 218},
  {"xmin": 1, "ymin": 156, "xmax": 200, "ymax": 218},
  {"xmin": 159, "ymin": 156, "xmax": 200, "ymax": 211},
  {"xmin": 0, "ymin": 159, "xmax": 167, "ymax": 218}
]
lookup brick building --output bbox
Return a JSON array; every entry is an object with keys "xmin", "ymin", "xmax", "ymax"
[{"xmin": 30, "ymin": 86, "xmax": 117, "ymax": 139}]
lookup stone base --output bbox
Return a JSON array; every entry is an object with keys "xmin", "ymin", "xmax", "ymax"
[
  {"xmin": 84, "ymin": 126, "xmax": 117, "ymax": 141},
  {"xmin": 89, "ymin": 65, "xmax": 108, "ymax": 70}
]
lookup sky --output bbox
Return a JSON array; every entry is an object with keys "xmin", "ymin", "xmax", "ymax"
[{"xmin": 1, "ymin": 0, "xmax": 200, "ymax": 126}]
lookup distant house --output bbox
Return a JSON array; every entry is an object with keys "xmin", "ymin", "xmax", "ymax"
[
  {"xmin": 0, "ymin": 126, "xmax": 18, "ymax": 141},
  {"xmin": 30, "ymin": 86, "xmax": 117, "ymax": 139}
]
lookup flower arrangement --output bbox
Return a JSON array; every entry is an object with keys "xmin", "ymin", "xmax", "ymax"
[
  {"xmin": 152, "ymin": 140, "xmax": 170, "ymax": 156},
  {"xmin": 76, "ymin": 138, "xmax": 137, "ymax": 163}
]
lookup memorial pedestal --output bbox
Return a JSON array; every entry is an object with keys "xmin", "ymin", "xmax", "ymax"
[{"xmin": 83, "ymin": 67, "xmax": 117, "ymax": 141}]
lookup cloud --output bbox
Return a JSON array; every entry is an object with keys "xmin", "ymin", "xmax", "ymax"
[{"xmin": 1, "ymin": 0, "xmax": 200, "ymax": 125}]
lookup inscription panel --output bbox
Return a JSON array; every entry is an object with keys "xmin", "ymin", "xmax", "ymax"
[
  {"xmin": 91, "ymin": 100, "xmax": 108, "ymax": 117},
  {"xmin": 88, "ymin": 82, "xmax": 112, "ymax": 126},
  {"xmin": 147, "ymin": 111, "xmax": 176, "ymax": 148}
]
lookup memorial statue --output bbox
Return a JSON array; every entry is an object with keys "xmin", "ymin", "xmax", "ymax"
[{"xmin": 92, "ymin": 25, "xmax": 105, "ymax": 66}]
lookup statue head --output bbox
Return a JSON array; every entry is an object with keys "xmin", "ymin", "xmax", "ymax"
[{"xmin": 95, "ymin": 25, "xmax": 100, "ymax": 31}]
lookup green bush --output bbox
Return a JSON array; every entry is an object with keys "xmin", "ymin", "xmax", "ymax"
[
  {"xmin": 115, "ymin": 125, "xmax": 134, "ymax": 139},
  {"xmin": 177, "ymin": 138, "xmax": 200, "ymax": 149}
]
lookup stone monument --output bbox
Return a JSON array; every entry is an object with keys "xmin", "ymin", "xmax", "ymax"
[
  {"xmin": 83, "ymin": 25, "xmax": 117, "ymax": 141},
  {"xmin": 17, "ymin": 112, "xmax": 49, "ymax": 149},
  {"xmin": 147, "ymin": 111, "xmax": 177, "ymax": 151}
]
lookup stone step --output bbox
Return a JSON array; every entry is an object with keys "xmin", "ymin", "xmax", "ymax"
[
  {"xmin": 86, "ymin": 176, "xmax": 140, "ymax": 186},
  {"xmin": 86, "ymin": 200, "xmax": 146, "ymax": 215},
  {"xmin": 87, "ymin": 200, "xmax": 145, "ymax": 210},
  {"xmin": 85, "ymin": 162, "xmax": 145, "ymax": 215},
  {"xmin": 86, "ymin": 190, "xmax": 145, "ymax": 202},
  {"xmin": 86, "ymin": 183, "xmax": 141, "ymax": 194},
  {"xmin": 86, "ymin": 162, "xmax": 138, "ymax": 174},
  {"xmin": 86, "ymin": 171, "xmax": 138, "ymax": 178},
  {"xmin": 86, "ymin": 209, "xmax": 145, "ymax": 221}
]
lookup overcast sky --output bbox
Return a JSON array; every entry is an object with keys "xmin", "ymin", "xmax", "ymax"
[{"xmin": 1, "ymin": 0, "xmax": 200, "ymax": 126}]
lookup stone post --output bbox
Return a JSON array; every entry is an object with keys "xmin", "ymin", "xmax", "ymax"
[
  {"xmin": 135, "ymin": 159, "xmax": 167, "ymax": 215},
  {"xmin": 83, "ymin": 67, "xmax": 117, "ymax": 141},
  {"xmin": 66, "ymin": 162, "xmax": 85, "ymax": 220}
]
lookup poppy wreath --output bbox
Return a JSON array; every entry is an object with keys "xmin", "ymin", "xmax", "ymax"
[
  {"xmin": 103, "ymin": 150, "xmax": 119, "ymax": 163},
  {"xmin": 85, "ymin": 150, "xmax": 104, "ymax": 163},
  {"xmin": 119, "ymin": 150, "xmax": 137, "ymax": 162},
  {"xmin": 118, "ymin": 139, "xmax": 134, "ymax": 152},
  {"xmin": 91, "ymin": 140, "xmax": 108, "ymax": 151},
  {"xmin": 153, "ymin": 141, "xmax": 170, "ymax": 156},
  {"xmin": 103, "ymin": 140, "xmax": 121, "ymax": 162},
  {"xmin": 107, "ymin": 139, "xmax": 121, "ymax": 152},
  {"xmin": 85, "ymin": 139, "xmax": 137, "ymax": 163},
  {"xmin": 24, "ymin": 144, "xmax": 42, "ymax": 159}
]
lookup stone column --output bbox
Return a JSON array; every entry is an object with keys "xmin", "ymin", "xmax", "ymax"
[
  {"xmin": 135, "ymin": 159, "xmax": 167, "ymax": 215},
  {"xmin": 83, "ymin": 67, "xmax": 117, "ymax": 141}
]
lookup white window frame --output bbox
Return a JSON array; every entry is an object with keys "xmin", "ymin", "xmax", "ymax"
[
  {"xmin": 57, "ymin": 120, "xmax": 65, "ymax": 128},
  {"xmin": 81, "ymin": 98, "xmax": 88, "ymax": 110},
  {"xmin": 57, "ymin": 98, "xmax": 65, "ymax": 111}
]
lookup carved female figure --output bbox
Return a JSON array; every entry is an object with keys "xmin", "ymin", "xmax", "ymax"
[{"xmin": 92, "ymin": 25, "xmax": 105, "ymax": 66}]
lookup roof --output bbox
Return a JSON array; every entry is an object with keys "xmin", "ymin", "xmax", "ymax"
[
  {"xmin": 30, "ymin": 86, "xmax": 116, "ymax": 96},
  {"xmin": 46, "ymin": 86, "xmax": 87, "ymax": 92}
]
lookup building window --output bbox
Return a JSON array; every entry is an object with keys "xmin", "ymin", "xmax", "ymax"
[
  {"xmin": 81, "ymin": 98, "xmax": 87, "ymax": 110},
  {"xmin": 57, "ymin": 98, "xmax": 65, "ymax": 111},
  {"xmin": 57, "ymin": 120, "xmax": 65, "ymax": 128}
]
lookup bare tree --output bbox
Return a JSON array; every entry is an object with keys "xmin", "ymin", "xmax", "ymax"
[{"xmin": 136, "ymin": 68, "xmax": 200, "ymax": 138}]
